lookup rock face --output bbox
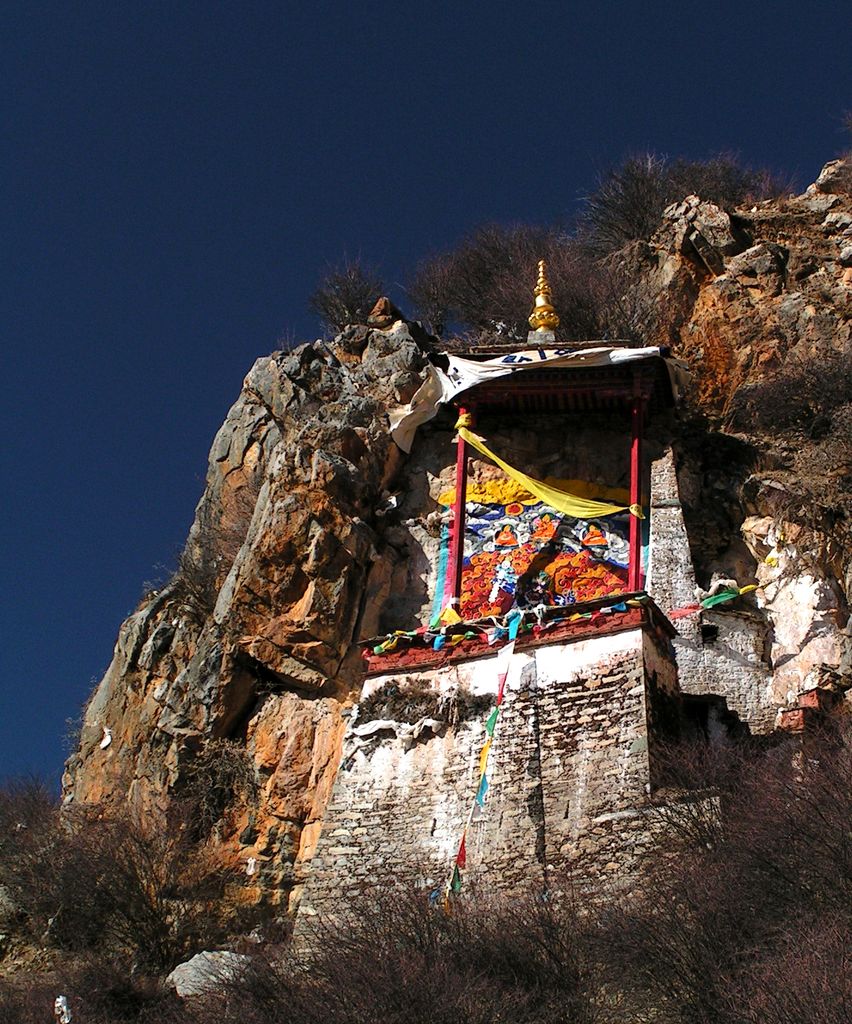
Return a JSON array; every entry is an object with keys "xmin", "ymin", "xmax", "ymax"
[
  {"xmin": 634, "ymin": 161, "xmax": 851, "ymax": 721},
  {"xmin": 65, "ymin": 160, "xmax": 852, "ymax": 909},
  {"xmin": 64, "ymin": 320, "xmax": 428, "ymax": 902}
]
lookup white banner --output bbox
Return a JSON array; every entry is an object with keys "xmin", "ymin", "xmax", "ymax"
[{"xmin": 389, "ymin": 346, "xmax": 688, "ymax": 452}]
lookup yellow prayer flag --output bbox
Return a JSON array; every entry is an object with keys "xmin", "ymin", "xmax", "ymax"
[
  {"xmin": 440, "ymin": 605, "xmax": 463, "ymax": 626},
  {"xmin": 457, "ymin": 426, "xmax": 643, "ymax": 519},
  {"xmin": 479, "ymin": 739, "xmax": 492, "ymax": 775}
]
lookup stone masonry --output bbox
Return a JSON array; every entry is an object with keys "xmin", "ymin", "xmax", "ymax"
[
  {"xmin": 298, "ymin": 622, "xmax": 678, "ymax": 922},
  {"xmin": 648, "ymin": 448, "xmax": 775, "ymax": 731}
]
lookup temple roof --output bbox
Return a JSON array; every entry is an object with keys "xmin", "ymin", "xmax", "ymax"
[{"xmin": 431, "ymin": 344, "xmax": 682, "ymax": 415}]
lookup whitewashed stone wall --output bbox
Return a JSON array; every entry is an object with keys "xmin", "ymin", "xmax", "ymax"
[
  {"xmin": 298, "ymin": 627, "xmax": 677, "ymax": 923},
  {"xmin": 648, "ymin": 449, "xmax": 776, "ymax": 731}
]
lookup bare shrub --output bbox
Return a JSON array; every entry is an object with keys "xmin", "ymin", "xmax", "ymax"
[
  {"xmin": 0, "ymin": 957, "xmax": 193, "ymax": 1024},
  {"xmin": 407, "ymin": 249, "xmax": 455, "ymax": 336},
  {"xmin": 579, "ymin": 152, "xmax": 787, "ymax": 257},
  {"xmin": 0, "ymin": 781, "xmax": 234, "ymax": 972},
  {"xmin": 179, "ymin": 739, "xmax": 258, "ymax": 839},
  {"xmin": 0, "ymin": 776, "xmax": 57, "ymax": 842},
  {"xmin": 200, "ymin": 887, "xmax": 603, "ymax": 1024},
  {"xmin": 408, "ymin": 222, "xmax": 666, "ymax": 344},
  {"xmin": 0, "ymin": 977, "xmax": 58, "ymax": 1024},
  {"xmin": 729, "ymin": 350, "xmax": 852, "ymax": 525},
  {"xmin": 358, "ymin": 680, "xmax": 492, "ymax": 725},
  {"xmin": 0, "ymin": 776, "xmax": 61, "ymax": 931},
  {"xmin": 357, "ymin": 679, "xmax": 438, "ymax": 723},
  {"xmin": 173, "ymin": 473, "xmax": 264, "ymax": 620},
  {"xmin": 408, "ymin": 224, "xmax": 606, "ymax": 342},
  {"xmin": 73, "ymin": 812, "xmax": 229, "ymax": 971},
  {"xmin": 730, "ymin": 350, "xmax": 852, "ymax": 436},
  {"xmin": 309, "ymin": 256, "xmax": 385, "ymax": 333},
  {"xmin": 736, "ymin": 913, "xmax": 852, "ymax": 1024},
  {"xmin": 601, "ymin": 726, "xmax": 852, "ymax": 1023}
]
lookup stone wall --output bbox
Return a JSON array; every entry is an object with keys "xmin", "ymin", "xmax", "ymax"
[
  {"xmin": 298, "ymin": 626, "xmax": 677, "ymax": 924},
  {"xmin": 647, "ymin": 448, "xmax": 776, "ymax": 731}
]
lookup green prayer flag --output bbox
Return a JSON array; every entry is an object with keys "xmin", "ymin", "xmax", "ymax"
[
  {"xmin": 451, "ymin": 865, "xmax": 462, "ymax": 893},
  {"xmin": 485, "ymin": 707, "xmax": 499, "ymax": 737},
  {"xmin": 700, "ymin": 588, "xmax": 740, "ymax": 608}
]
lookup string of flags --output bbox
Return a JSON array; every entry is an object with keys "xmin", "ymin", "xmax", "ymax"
[
  {"xmin": 442, "ymin": 618, "xmax": 519, "ymax": 910},
  {"xmin": 432, "ymin": 582, "xmax": 760, "ymax": 907},
  {"xmin": 365, "ymin": 595, "xmax": 643, "ymax": 661},
  {"xmin": 368, "ymin": 581, "xmax": 761, "ymax": 665}
]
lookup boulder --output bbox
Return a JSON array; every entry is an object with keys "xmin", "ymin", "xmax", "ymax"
[
  {"xmin": 167, "ymin": 950, "xmax": 252, "ymax": 998},
  {"xmin": 814, "ymin": 158, "xmax": 852, "ymax": 196}
]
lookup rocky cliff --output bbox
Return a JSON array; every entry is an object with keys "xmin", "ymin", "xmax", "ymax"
[{"xmin": 64, "ymin": 158, "xmax": 852, "ymax": 909}]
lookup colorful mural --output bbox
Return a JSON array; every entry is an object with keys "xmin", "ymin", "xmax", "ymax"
[{"xmin": 439, "ymin": 478, "xmax": 630, "ymax": 621}]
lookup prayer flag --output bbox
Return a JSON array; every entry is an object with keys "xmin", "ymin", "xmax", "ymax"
[
  {"xmin": 479, "ymin": 739, "xmax": 492, "ymax": 775},
  {"xmin": 485, "ymin": 707, "xmax": 498, "ymax": 737},
  {"xmin": 495, "ymin": 640, "xmax": 515, "ymax": 704},
  {"xmin": 475, "ymin": 774, "xmax": 489, "ymax": 806},
  {"xmin": 451, "ymin": 865, "xmax": 462, "ymax": 893},
  {"xmin": 456, "ymin": 833, "xmax": 467, "ymax": 868},
  {"xmin": 456, "ymin": 425, "xmax": 642, "ymax": 519},
  {"xmin": 700, "ymin": 583, "xmax": 758, "ymax": 608},
  {"xmin": 668, "ymin": 603, "xmax": 700, "ymax": 619}
]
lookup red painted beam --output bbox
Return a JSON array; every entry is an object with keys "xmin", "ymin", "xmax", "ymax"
[
  {"xmin": 628, "ymin": 379, "xmax": 645, "ymax": 592},
  {"xmin": 444, "ymin": 405, "xmax": 473, "ymax": 610},
  {"xmin": 366, "ymin": 606, "xmax": 647, "ymax": 675}
]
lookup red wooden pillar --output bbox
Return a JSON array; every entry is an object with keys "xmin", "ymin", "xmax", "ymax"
[
  {"xmin": 445, "ymin": 405, "xmax": 473, "ymax": 610},
  {"xmin": 627, "ymin": 380, "xmax": 645, "ymax": 592}
]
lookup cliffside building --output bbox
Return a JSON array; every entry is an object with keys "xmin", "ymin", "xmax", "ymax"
[{"xmin": 299, "ymin": 266, "xmax": 710, "ymax": 916}]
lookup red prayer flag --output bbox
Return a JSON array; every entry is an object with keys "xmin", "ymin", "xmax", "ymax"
[
  {"xmin": 668, "ymin": 603, "xmax": 700, "ymax": 620},
  {"xmin": 456, "ymin": 833, "xmax": 467, "ymax": 869}
]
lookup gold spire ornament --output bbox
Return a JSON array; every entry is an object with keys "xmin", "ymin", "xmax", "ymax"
[{"xmin": 528, "ymin": 259, "xmax": 560, "ymax": 334}]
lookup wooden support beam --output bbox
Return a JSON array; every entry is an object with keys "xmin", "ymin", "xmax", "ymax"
[
  {"xmin": 628, "ymin": 379, "xmax": 645, "ymax": 592},
  {"xmin": 445, "ymin": 405, "xmax": 473, "ymax": 609}
]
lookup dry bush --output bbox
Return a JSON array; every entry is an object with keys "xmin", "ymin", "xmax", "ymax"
[
  {"xmin": 309, "ymin": 256, "xmax": 385, "ymax": 333},
  {"xmin": 729, "ymin": 350, "xmax": 852, "ymax": 525},
  {"xmin": 200, "ymin": 887, "xmax": 602, "ymax": 1024},
  {"xmin": 0, "ymin": 782, "xmax": 233, "ymax": 972},
  {"xmin": 0, "ymin": 957, "xmax": 194, "ymax": 1024},
  {"xmin": 0, "ymin": 977, "xmax": 61, "ymax": 1024},
  {"xmin": 729, "ymin": 350, "xmax": 852, "ymax": 437},
  {"xmin": 69, "ymin": 812, "xmax": 229, "ymax": 971},
  {"xmin": 408, "ymin": 224, "xmax": 603, "ymax": 341},
  {"xmin": 736, "ymin": 913, "xmax": 852, "ymax": 1024},
  {"xmin": 408, "ymin": 223, "xmax": 660, "ymax": 344},
  {"xmin": 357, "ymin": 679, "xmax": 439, "ymax": 723},
  {"xmin": 173, "ymin": 474, "xmax": 264, "ymax": 620},
  {"xmin": 0, "ymin": 776, "xmax": 61, "ymax": 932},
  {"xmin": 579, "ymin": 151, "xmax": 787, "ymax": 257},
  {"xmin": 358, "ymin": 680, "xmax": 492, "ymax": 725},
  {"xmin": 179, "ymin": 739, "xmax": 258, "ymax": 839},
  {"xmin": 600, "ymin": 725, "xmax": 852, "ymax": 1023}
]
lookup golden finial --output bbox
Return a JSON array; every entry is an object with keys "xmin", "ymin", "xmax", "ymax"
[{"xmin": 528, "ymin": 259, "xmax": 560, "ymax": 334}]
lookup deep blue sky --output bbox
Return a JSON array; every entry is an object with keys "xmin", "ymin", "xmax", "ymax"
[{"xmin": 2, "ymin": 1, "xmax": 850, "ymax": 785}]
